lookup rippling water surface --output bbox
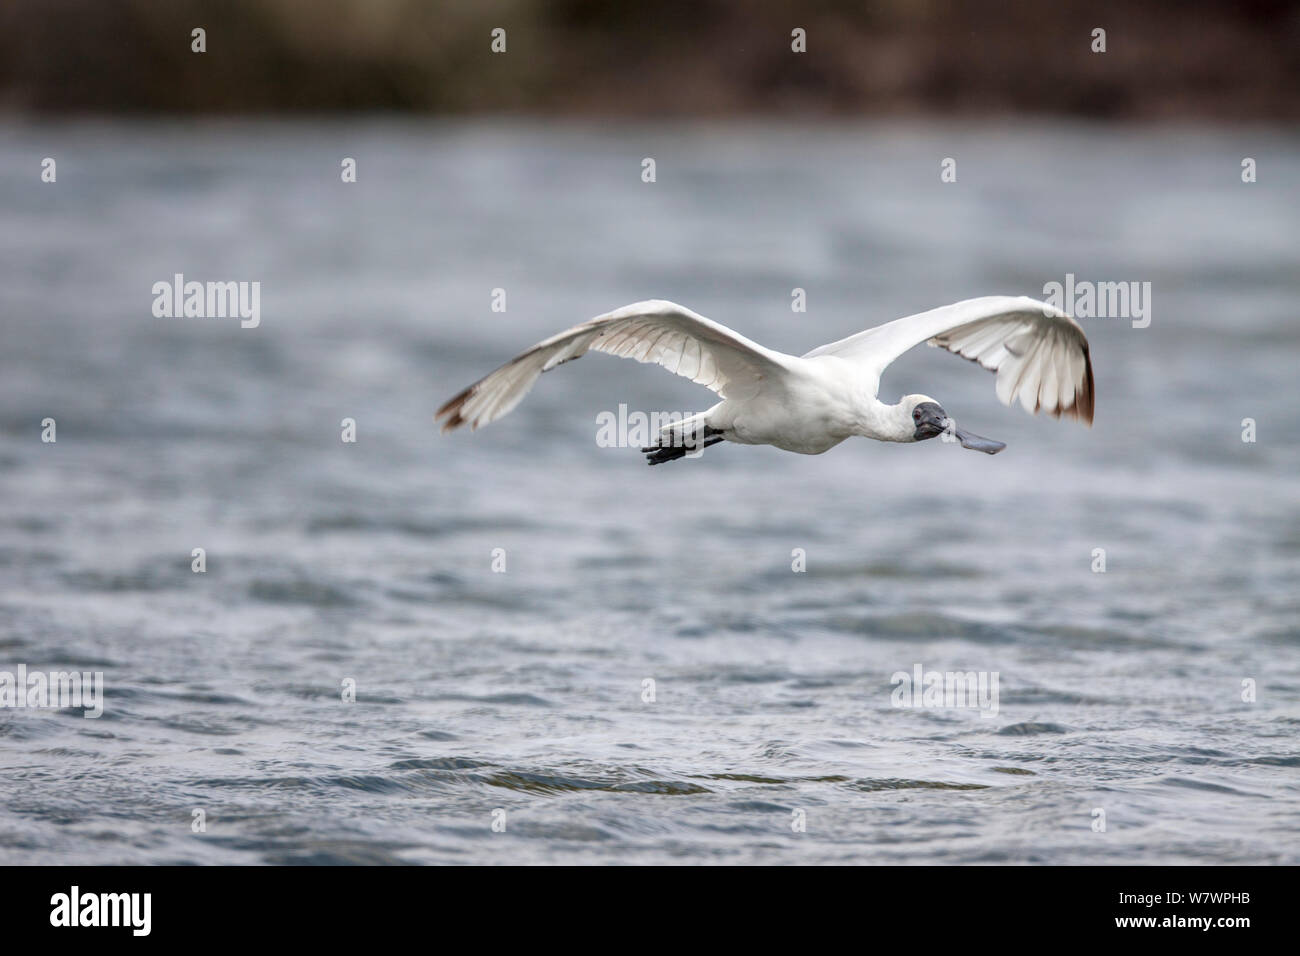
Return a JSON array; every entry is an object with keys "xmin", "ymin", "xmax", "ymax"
[{"xmin": 1, "ymin": 120, "xmax": 1298, "ymax": 864}]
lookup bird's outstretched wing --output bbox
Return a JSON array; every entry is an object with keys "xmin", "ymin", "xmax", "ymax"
[
  {"xmin": 803, "ymin": 296, "xmax": 1094, "ymax": 423},
  {"xmin": 437, "ymin": 300, "xmax": 795, "ymax": 432}
]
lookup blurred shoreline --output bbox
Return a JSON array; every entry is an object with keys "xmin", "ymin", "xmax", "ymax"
[{"xmin": 3, "ymin": 0, "xmax": 1298, "ymax": 119}]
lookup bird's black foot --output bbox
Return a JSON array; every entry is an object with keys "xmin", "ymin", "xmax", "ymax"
[{"xmin": 642, "ymin": 427, "xmax": 725, "ymax": 466}]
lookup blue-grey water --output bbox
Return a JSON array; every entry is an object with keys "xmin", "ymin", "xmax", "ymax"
[{"xmin": 1, "ymin": 119, "xmax": 1298, "ymax": 864}]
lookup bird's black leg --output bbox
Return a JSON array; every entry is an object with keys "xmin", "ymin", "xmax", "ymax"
[{"xmin": 642, "ymin": 427, "xmax": 725, "ymax": 465}]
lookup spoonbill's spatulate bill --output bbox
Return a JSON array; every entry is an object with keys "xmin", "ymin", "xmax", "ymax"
[{"xmin": 436, "ymin": 296, "xmax": 1094, "ymax": 464}]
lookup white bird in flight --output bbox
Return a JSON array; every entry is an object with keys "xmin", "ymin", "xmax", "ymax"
[{"xmin": 437, "ymin": 296, "xmax": 1094, "ymax": 464}]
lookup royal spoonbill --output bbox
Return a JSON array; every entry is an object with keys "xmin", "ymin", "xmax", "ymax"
[{"xmin": 437, "ymin": 296, "xmax": 1093, "ymax": 464}]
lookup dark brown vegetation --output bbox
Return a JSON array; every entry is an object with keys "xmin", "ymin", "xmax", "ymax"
[{"xmin": 3, "ymin": 0, "xmax": 1298, "ymax": 118}]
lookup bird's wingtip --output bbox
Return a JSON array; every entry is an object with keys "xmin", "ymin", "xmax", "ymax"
[{"xmin": 436, "ymin": 386, "xmax": 476, "ymax": 433}]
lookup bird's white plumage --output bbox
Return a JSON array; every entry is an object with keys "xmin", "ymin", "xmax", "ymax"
[
  {"xmin": 437, "ymin": 300, "xmax": 794, "ymax": 432},
  {"xmin": 803, "ymin": 295, "xmax": 1094, "ymax": 421},
  {"xmin": 437, "ymin": 295, "xmax": 1094, "ymax": 455}
]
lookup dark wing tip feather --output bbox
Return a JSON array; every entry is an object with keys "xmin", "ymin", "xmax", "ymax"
[
  {"xmin": 436, "ymin": 385, "xmax": 475, "ymax": 433},
  {"xmin": 1051, "ymin": 342, "xmax": 1094, "ymax": 426},
  {"xmin": 436, "ymin": 338, "xmax": 563, "ymax": 434},
  {"xmin": 1075, "ymin": 343, "xmax": 1095, "ymax": 426}
]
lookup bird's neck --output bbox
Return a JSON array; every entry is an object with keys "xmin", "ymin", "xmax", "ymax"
[{"xmin": 855, "ymin": 397, "xmax": 914, "ymax": 443}]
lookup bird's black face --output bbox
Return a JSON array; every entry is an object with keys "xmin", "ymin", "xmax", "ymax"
[
  {"xmin": 912, "ymin": 401, "xmax": 949, "ymax": 441},
  {"xmin": 911, "ymin": 401, "xmax": 1008, "ymax": 454}
]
